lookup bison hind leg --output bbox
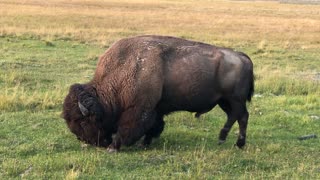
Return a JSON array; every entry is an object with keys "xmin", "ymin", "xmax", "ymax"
[
  {"xmin": 218, "ymin": 99, "xmax": 235, "ymax": 144},
  {"xmin": 218, "ymin": 98, "xmax": 249, "ymax": 148},
  {"xmin": 235, "ymin": 106, "xmax": 249, "ymax": 148}
]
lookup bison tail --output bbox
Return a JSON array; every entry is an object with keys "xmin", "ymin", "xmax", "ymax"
[
  {"xmin": 238, "ymin": 51, "xmax": 254, "ymax": 102},
  {"xmin": 247, "ymin": 70, "xmax": 255, "ymax": 102}
]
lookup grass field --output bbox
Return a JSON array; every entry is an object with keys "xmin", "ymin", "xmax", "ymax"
[{"xmin": 0, "ymin": 0, "xmax": 319, "ymax": 179}]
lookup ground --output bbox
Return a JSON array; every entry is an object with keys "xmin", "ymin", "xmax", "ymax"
[{"xmin": 0, "ymin": 0, "xmax": 319, "ymax": 179}]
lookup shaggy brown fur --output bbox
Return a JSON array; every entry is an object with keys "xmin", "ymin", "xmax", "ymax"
[{"xmin": 62, "ymin": 35, "xmax": 254, "ymax": 152}]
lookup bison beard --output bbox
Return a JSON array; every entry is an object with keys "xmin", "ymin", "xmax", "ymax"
[{"xmin": 62, "ymin": 35, "xmax": 254, "ymax": 152}]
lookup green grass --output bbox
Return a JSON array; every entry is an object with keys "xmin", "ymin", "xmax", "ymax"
[
  {"xmin": 1, "ymin": 33, "xmax": 319, "ymax": 180},
  {"xmin": 1, "ymin": 0, "xmax": 320, "ymax": 179}
]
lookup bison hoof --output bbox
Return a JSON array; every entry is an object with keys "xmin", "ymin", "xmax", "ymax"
[
  {"xmin": 137, "ymin": 143, "xmax": 148, "ymax": 150},
  {"xmin": 235, "ymin": 139, "xmax": 246, "ymax": 149},
  {"xmin": 218, "ymin": 139, "xmax": 226, "ymax": 145},
  {"xmin": 107, "ymin": 147, "xmax": 118, "ymax": 153}
]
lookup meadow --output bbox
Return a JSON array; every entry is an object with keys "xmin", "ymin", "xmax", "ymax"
[{"xmin": 0, "ymin": 0, "xmax": 319, "ymax": 179}]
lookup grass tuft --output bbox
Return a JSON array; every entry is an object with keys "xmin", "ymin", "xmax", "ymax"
[{"xmin": 44, "ymin": 40, "xmax": 55, "ymax": 47}]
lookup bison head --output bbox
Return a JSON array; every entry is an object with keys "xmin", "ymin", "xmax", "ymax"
[{"xmin": 62, "ymin": 83, "xmax": 113, "ymax": 147}]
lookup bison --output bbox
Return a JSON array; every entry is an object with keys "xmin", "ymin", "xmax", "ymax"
[{"xmin": 62, "ymin": 35, "xmax": 254, "ymax": 152}]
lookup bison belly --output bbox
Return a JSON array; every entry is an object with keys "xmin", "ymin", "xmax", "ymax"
[{"xmin": 157, "ymin": 56, "xmax": 221, "ymax": 114}]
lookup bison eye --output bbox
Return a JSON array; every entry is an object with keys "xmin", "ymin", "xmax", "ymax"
[{"xmin": 80, "ymin": 121, "xmax": 87, "ymax": 129}]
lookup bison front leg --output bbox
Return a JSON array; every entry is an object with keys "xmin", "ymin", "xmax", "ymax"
[
  {"xmin": 142, "ymin": 114, "xmax": 165, "ymax": 146},
  {"xmin": 107, "ymin": 108, "xmax": 156, "ymax": 152}
]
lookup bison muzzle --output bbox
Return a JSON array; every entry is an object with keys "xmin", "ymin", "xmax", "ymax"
[{"xmin": 62, "ymin": 35, "xmax": 254, "ymax": 152}]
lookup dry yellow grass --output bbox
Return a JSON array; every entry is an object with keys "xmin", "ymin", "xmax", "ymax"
[
  {"xmin": 0, "ymin": 0, "xmax": 319, "ymax": 97},
  {"xmin": 0, "ymin": 0, "xmax": 319, "ymax": 47}
]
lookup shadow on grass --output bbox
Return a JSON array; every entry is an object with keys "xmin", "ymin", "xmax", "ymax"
[{"xmin": 118, "ymin": 130, "xmax": 239, "ymax": 153}]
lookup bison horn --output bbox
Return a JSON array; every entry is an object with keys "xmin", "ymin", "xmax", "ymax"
[{"xmin": 78, "ymin": 102, "xmax": 89, "ymax": 116}]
